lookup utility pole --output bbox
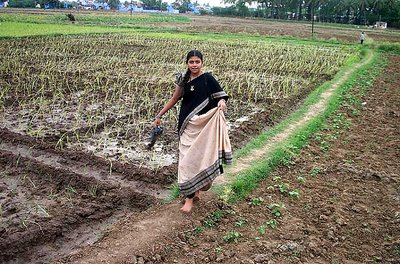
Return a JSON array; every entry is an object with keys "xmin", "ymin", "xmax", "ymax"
[{"xmin": 311, "ymin": 0, "xmax": 315, "ymax": 38}]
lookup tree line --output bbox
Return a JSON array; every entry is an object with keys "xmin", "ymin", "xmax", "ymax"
[
  {"xmin": 4, "ymin": 0, "xmax": 400, "ymax": 28},
  {"xmin": 214, "ymin": 0, "xmax": 400, "ymax": 28}
]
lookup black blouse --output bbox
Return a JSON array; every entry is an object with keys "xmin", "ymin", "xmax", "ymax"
[{"xmin": 178, "ymin": 72, "xmax": 229, "ymax": 136}]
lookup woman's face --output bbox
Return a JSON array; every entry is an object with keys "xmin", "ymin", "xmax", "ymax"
[{"xmin": 187, "ymin": 56, "xmax": 203, "ymax": 75}]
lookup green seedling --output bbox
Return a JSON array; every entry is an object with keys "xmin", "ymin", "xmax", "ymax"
[
  {"xmin": 235, "ymin": 218, "xmax": 247, "ymax": 227},
  {"xmin": 203, "ymin": 209, "xmax": 224, "ymax": 228},
  {"xmin": 193, "ymin": 226, "xmax": 204, "ymax": 235},
  {"xmin": 343, "ymin": 159, "xmax": 354, "ymax": 164},
  {"xmin": 297, "ymin": 176, "xmax": 305, "ymax": 183},
  {"xmin": 320, "ymin": 140, "xmax": 330, "ymax": 152},
  {"xmin": 272, "ymin": 176, "xmax": 282, "ymax": 182},
  {"xmin": 249, "ymin": 197, "xmax": 264, "ymax": 206},
  {"xmin": 394, "ymin": 244, "xmax": 400, "ymax": 256},
  {"xmin": 267, "ymin": 185, "xmax": 274, "ymax": 191},
  {"xmin": 310, "ymin": 167, "xmax": 321, "ymax": 177},
  {"xmin": 278, "ymin": 183, "xmax": 289, "ymax": 194},
  {"xmin": 220, "ymin": 186, "xmax": 233, "ymax": 203},
  {"xmin": 282, "ymin": 157, "xmax": 296, "ymax": 167},
  {"xmin": 289, "ymin": 190, "xmax": 300, "ymax": 199},
  {"xmin": 223, "ymin": 231, "xmax": 241, "ymax": 243},
  {"xmin": 384, "ymin": 234, "xmax": 393, "ymax": 241},
  {"xmin": 214, "ymin": 246, "xmax": 223, "ymax": 253},
  {"xmin": 268, "ymin": 203, "xmax": 285, "ymax": 217},
  {"xmin": 265, "ymin": 219, "xmax": 278, "ymax": 229},
  {"xmin": 258, "ymin": 224, "xmax": 266, "ymax": 235}
]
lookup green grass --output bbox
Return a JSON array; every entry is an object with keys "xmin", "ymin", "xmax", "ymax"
[
  {"xmin": 0, "ymin": 12, "xmax": 190, "ymax": 25},
  {"xmin": 0, "ymin": 21, "xmax": 135, "ymax": 37},
  {"xmin": 376, "ymin": 42, "xmax": 400, "ymax": 54}
]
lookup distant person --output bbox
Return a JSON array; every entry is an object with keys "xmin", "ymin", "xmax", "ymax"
[
  {"xmin": 360, "ymin": 31, "xmax": 365, "ymax": 44},
  {"xmin": 153, "ymin": 50, "xmax": 232, "ymax": 213}
]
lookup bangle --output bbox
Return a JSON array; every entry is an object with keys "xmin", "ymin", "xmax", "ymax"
[{"xmin": 155, "ymin": 115, "xmax": 162, "ymax": 120}]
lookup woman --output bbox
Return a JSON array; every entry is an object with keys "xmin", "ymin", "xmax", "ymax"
[{"xmin": 153, "ymin": 50, "xmax": 232, "ymax": 213}]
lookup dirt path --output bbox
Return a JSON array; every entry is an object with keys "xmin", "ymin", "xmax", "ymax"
[{"xmin": 57, "ymin": 51, "xmax": 378, "ymax": 263}]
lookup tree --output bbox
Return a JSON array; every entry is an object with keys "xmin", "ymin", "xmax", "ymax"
[
  {"xmin": 108, "ymin": 0, "xmax": 120, "ymax": 9},
  {"xmin": 8, "ymin": 0, "xmax": 35, "ymax": 8},
  {"xmin": 215, "ymin": 0, "xmax": 400, "ymax": 28},
  {"xmin": 177, "ymin": 0, "xmax": 191, "ymax": 13},
  {"xmin": 236, "ymin": 0, "xmax": 249, "ymax": 16},
  {"xmin": 142, "ymin": 0, "xmax": 162, "ymax": 9},
  {"xmin": 38, "ymin": 0, "xmax": 61, "ymax": 8}
]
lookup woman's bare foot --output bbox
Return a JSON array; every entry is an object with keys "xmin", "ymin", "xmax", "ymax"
[{"xmin": 180, "ymin": 198, "xmax": 194, "ymax": 213}]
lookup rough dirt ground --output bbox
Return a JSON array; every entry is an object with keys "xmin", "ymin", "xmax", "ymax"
[
  {"xmin": 1, "ymin": 13, "xmax": 399, "ymax": 263},
  {"xmin": 57, "ymin": 54, "xmax": 399, "ymax": 263}
]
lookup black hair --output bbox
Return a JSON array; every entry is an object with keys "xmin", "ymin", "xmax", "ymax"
[
  {"xmin": 185, "ymin": 50, "xmax": 203, "ymax": 63},
  {"xmin": 178, "ymin": 50, "xmax": 203, "ymax": 87}
]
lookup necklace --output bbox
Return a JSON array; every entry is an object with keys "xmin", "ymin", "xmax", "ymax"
[{"xmin": 189, "ymin": 73, "xmax": 202, "ymax": 92}]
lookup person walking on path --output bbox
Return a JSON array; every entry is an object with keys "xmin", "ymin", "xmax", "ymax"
[
  {"xmin": 153, "ymin": 50, "xmax": 232, "ymax": 213},
  {"xmin": 360, "ymin": 31, "xmax": 365, "ymax": 44}
]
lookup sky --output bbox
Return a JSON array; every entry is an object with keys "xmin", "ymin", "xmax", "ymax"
[
  {"xmin": 165, "ymin": 0, "xmax": 231, "ymax": 7},
  {"xmin": 195, "ymin": 0, "xmax": 229, "ymax": 7}
]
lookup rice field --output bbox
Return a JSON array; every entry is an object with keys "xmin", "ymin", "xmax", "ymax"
[{"xmin": 0, "ymin": 33, "xmax": 355, "ymax": 167}]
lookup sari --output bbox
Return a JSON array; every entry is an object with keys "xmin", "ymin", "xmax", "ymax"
[{"xmin": 177, "ymin": 73, "xmax": 232, "ymax": 196}]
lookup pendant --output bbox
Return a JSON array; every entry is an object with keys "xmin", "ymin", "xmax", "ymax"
[{"xmin": 190, "ymin": 85, "xmax": 194, "ymax": 91}]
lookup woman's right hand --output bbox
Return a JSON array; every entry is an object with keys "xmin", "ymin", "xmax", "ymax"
[{"xmin": 153, "ymin": 116, "xmax": 161, "ymax": 127}]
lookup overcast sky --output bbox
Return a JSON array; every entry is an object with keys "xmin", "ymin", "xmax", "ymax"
[
  {"xmin": 165, "ymin": 0, "xmax": 231, "ymax": 7},
  {"xmin": 195, "ymin": 0, "xmax": 229, "ymax": 7}
]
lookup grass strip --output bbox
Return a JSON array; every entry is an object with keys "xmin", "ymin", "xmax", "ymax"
[{"xmin": 0, "ymin": 21, "xmax": 135, "ymax": 38}]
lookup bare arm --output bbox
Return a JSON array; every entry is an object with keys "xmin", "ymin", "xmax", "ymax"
[{"xmin": 153, "ymin": 85, "xmax": 183, "ymax": 127}]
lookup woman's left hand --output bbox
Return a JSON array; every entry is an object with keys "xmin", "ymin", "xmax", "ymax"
[{"xmin": 218, "ymin": 99, "xmax": 227, "ymax": 112}]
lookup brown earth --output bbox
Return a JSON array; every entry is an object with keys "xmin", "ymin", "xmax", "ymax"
[
  {"xmin": 1, "ymin": 12, "xmax": 399, "ymax": 264},
  {"xmin": 54, "ymin": 54, "xmax": 399, "ymax": 264}
]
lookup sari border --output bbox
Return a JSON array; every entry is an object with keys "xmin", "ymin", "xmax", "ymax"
[{"xmin": 179, "ymin": 151, "xmax": 232, "ymax": 196}]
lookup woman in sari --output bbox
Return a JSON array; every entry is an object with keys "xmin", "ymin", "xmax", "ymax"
[{"xmin": 153, "ymin": 50, "xmax": 232, "ymax": 213}]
